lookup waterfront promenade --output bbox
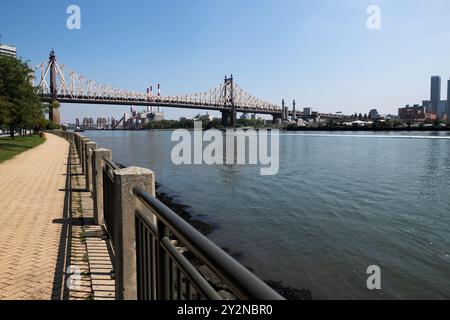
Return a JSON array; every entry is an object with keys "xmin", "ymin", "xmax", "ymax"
[
  {"xmin": 0, "ymin": 130, "xmax": 281, "ymax": 300},
  {"xmin": 0, "ymin": 134, "xmax": 114, "ymax": 300},
  {"xmin": 0, "ymin": 134, "xmax": 69, "ymax": 299}
]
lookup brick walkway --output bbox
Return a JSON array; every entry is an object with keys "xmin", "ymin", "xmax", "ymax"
[
  {"xmin": 0, "ymin": 133, "xmax": 115, "ymax": 300},
  {"xmin": 0, "ymin": 134, "xmax": 70, "ymax": 299}
]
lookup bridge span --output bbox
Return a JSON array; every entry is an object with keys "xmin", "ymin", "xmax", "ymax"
[{"xmin": 35, "ymin": 50, "xmax": 285, "ymax": 126}]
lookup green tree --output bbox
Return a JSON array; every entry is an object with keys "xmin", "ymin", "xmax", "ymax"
[{"xmin": 0, "ymin": 56, "xmax": 44, "ymax": 138}]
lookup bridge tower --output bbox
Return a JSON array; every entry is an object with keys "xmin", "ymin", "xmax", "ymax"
[
  {"xmin": 48, "ymin": 50, "xmax": 60, "ymax": 124},
  {"xmin": 49, "ymin": 50, "xmax": 57, "ymax": 100},
  {"xmin": 221, "ymin": 75, "xmax": 236, "ymax": 127}
]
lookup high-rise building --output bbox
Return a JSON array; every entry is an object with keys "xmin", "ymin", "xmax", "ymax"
[
  {"xmin": 82, "ymin": 117, "xmax": 94, "ymax": 128},
  {"xmin": 447, "ymin": 79, "xmax": 450, "ymax": 117},
  {"xmin": 430, "ymin": 76, "xmax": 441, "ymax": 113},
  {"xmin": 422, "ymin": 100, "xmax": 432, "ymax": 112},
  {"xmin": 0, "ymin": 44, "xmax": 17, "ymax": 58},
  {"xmin": 303, "ymin": 107, "xmax": 312, "ymax": 117},
  {"xmin": 96, "ymin": 117, "xmax": 108, "ymax": 128},
  {"xmin": 438, "ymin": 100, "xmax": 447, "ymax": 117}
]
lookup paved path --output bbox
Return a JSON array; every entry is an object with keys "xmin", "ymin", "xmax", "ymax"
[{"xmin": 0, "ymin": 133, "xmax": 69, "ymax": 299}]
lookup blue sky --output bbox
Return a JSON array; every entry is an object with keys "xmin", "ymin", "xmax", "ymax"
[{"xmin": 1, "ymin": 0, "xmax": 450, "ymax": 122}]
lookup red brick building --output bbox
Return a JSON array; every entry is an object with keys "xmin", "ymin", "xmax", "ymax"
[{"xmin": 398, "ymin": 105, "xmax": 425, "ymax": 121}]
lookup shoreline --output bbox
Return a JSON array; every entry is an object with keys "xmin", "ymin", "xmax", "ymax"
[
  {"xmin": 80, "ymin": 127, "xmax": 450, "ymax": 132},
  {"xmin": 155, "ymin": 182, "xmax": 312, "ymax": 300},
  {"xmin": 286, "ymin": 127, "xmax": 450, "ymax": 132}
]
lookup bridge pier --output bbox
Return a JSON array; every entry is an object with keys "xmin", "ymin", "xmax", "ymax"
[
  {"xmin": 221, "ymin": 110, "xmax": 236, "ymax": 127},
  {"xmin": 50, "ymin": 107, "xmax": 61, "ymax": 125},
  {"xmin": 272, "ymin": 114, "xmax": 282, "ymax": 125}
]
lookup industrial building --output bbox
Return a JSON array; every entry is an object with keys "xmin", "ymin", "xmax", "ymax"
[{"xmin": 0, "ymin": 44, "xmax": 17, "ymax": 58}]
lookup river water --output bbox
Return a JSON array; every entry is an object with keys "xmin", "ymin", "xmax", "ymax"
[{"xmin": 85, "ymin": 130, "xmax": 450, "ymax": 299}]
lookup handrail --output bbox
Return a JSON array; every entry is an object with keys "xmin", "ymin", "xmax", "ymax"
[
  {"xmin": 103, "ymin": 157, "xmax": 119, "ymax": 170},
  {"xmin": 133, "ymin": 186, "xmax": 284, "ymax": 300},
  {"xmin": 135, "ymin": 208, "xmax": 222, "ymax": 300}
]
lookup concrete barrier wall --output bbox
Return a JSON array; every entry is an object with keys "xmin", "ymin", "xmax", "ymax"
[{"xmin": 48, "ymin": 130, "xmax": 155, "ymax": 300}]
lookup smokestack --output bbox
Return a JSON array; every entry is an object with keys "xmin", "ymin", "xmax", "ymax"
[
  {"xmin": 282, "ymin": 99, "xmax": 286, "ymax": 120},
  {"xmin": 158, "ymin": 84, "xmax": 161, "ymax": 112},
  {"xmin": 149, "ymin": 86, "xmax": 154, "ymax": 112},
  {"xmin": 293, "ymin": 100, "xmax": 296, "ymax": 119}
]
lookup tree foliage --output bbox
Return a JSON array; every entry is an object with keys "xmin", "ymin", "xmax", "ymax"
[{"xmin": 0, "ymin": 55, "xmax": 46, "ymax": 137}]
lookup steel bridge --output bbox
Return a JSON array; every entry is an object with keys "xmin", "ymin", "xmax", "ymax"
[{"xmin": 34, "ymin": 50, "xmax": 284, "ymax": 126}]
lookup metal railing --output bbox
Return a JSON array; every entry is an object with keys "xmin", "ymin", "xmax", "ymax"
[
  {"xmin": 102, "ymin": 158, "xmax": 119, "ymax": 246},
  {"xmin": 133, "ymin": 187, "xmax": 283, "ymax": 300},
  {"xmin": 48, "ymin": 130, "xmax": 284, "ymax": 300}
]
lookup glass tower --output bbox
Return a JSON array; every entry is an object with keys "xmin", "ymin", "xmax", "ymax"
[{"xmin": 430, "ymin": 76, "xmax": 441, "ymax": 113}]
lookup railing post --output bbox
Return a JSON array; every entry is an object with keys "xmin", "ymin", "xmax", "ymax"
[
  {"xmin": 75, "ymin": 134, "xmax": 81, "ymax": 159},
  {"xmin": 68, "ymin": 132, "xmax": 75, "ymax": 144},
  {"xmin": 157, "ymin": 221, "xmax": 170, "ymax": 299},
  {"xmin": 92, "ymin": 148, "xmax": 112, "ymax": 225},
  {"xmin": 85, "ymin": 142, "xmax": 97, "ymax": 193},
  {"xmin": 113, "ymin": 167, "xmax": 155, "ymax": 300},
  {"xmin": 80, "ymin": 137, "xmax": 90, "ymax": 175}
]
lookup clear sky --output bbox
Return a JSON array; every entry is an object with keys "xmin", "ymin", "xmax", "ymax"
[{"xmin": 1, "ymin": 0, "xmax": 450, "ymax": 122}]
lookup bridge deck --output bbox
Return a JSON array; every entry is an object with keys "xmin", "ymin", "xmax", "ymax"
[{"xmin": 41, "ymin": 95, "xmax": 281, "ymax": 115}]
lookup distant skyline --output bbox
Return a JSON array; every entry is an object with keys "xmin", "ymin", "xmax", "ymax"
[{"xmin": 2, "ymin": 0, "xmax": 450, "ymax": 122}]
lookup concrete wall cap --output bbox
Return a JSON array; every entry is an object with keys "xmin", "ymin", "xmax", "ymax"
[{"xmin": 114, "ymin": 166, "xmax": 154, "ymax": 176}]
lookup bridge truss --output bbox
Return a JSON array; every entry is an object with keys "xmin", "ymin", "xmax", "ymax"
[{"xmin": 34, "ymin": 51, "xmax": 281, "ymax": 115}]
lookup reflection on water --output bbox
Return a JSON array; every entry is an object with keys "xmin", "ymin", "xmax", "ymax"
[{"xmin": 85, "ymin": 130, "xmax": 450, "ymax": 299}]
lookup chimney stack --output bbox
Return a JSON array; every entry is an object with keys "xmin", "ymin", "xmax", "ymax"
[{"xmin": 293, "ymin": 100, "xmax": 296, "ymax": 119}]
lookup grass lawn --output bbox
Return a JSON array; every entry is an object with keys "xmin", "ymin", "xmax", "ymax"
[{"xmin": 0, "ymin": 135, "xmax": 46, "ymax": 164}]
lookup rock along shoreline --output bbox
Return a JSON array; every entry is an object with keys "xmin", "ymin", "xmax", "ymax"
[{"xmin": 156, "ymin": 182, "xmax": 312, "ymax": 300}]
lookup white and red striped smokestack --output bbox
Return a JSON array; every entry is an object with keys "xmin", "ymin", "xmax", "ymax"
[
  {"xmin": 149, "ymin": 86, "xmax": 154, "ymax": 112},
  {"xmin": 158, "ymin": 84, "xmax": 161, "ymax": 113}
]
